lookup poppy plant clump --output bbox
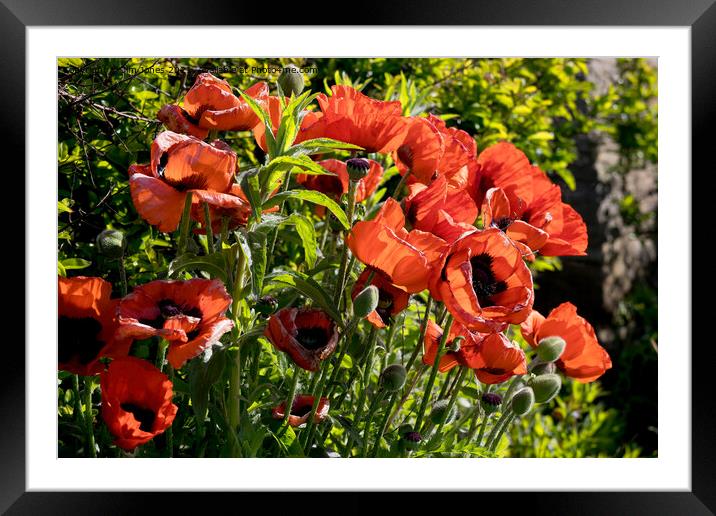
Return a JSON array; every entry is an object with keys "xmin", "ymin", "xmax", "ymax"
[{"xmin": 58, "ymin": 64, "xmax": 615, "ymax": 460}]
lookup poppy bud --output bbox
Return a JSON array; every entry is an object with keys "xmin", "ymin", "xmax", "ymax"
[
  {"xmin": 398, "ymin": 425, "xmax": 422, "ymax": 451},
  {"xmin": 346, "ymin": 157, "xmax": 371, "ymax": 182},
  {"xmin": 255, "ymin": 295, "xmax": 278, "ymax": 316},
  {"xmin": 510, "ymin": 387, "xmax": 535, "ymax": 416},
  {"xmin": 531, "ymin": 362, "xmax": 556, "ymax": 376},
  {"xmin": 536, "ymin": 336, "xmax": 566, "ymax": 363},
  {"xmin": 380, "ymin": 364, "xmax": 407, "ymax": 392},
  {"xmin": 480, "ymin": 392, "xmax": 503, "ymax": 414},
  {"xmin": 96, "ymin": 229, "xmax": 126, "ymax": 259},
  {"xmin": 353, "ymin": 285, "xmax": 379, "ymax": 319},
  {"xmin": 277, "ymin": 64, "xmax": 305, "ymax": 97},
  {"xmin": 529, "ymin": 373, "xmax": 562, "ymax": 404},
  {"xmin": 429, "ymin": 399, "xmax": 457, "ymax": 425}
]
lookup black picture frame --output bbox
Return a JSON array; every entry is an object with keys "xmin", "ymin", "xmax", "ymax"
[{"xmin": 4, "ymin": 1, "xmax": 711, "ymax": 513}]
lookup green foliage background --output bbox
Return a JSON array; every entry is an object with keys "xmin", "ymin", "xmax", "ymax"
[{"xmin": 57, "ymin": 57, "xmax": 657, "ymax": 458}]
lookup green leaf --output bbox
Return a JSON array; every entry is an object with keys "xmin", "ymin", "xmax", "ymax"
[
  {"xmin": 188, "ymin": 350, "xmax": 226, "ymax": 421},
  {"xmin": 263, "ymin": 190, "xmax": 349, "ymax": 229},
  {"xmin": 282, "ymin": 213, "xmax": 317, "ymax": 268},
  {"xmin": 247, "ymin": 231, "xmax": 268, "ymax": 297},
  {"xmin": 238, "ymin": 168, "xmax": 262, "ymax": 221},
  {"xmin": 168, "ymin": 252, "xmax": 228, "ymax": 281},
  {"xmin": 266, "ymin": 270, "xmax": 344, "ymax": 327},
  {"xmin": 265, "ymin": 155, "xmax": 333, "ymax": 177},
  {"xmin": 528, "ymin": 131, "xmax": 554, "ymax": 141},
  {"xmin": 61, "ymin": 258, "xmax": 91, "ymax": 270},
  {"xmin": 57, "ymin": 261, "xmax": 67, "ymax": 277},
  {"xmin": 286, "ymin": 138, "xmax": 363, "ymax": 157},
  {"xmin": 57, "ymin": 198, "xmax": 74, "ymax": 214},
  {"xmin": 235, "ymin": 87, "xmax": 276, "ymax": 157}
]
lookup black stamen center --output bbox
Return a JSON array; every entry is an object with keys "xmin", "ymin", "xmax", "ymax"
[
  {"xmin": 295, "ymin": 327, "xmax": 328, "ymax": 351},
  {"xmin": 58, "ymin": 316, "xmax": 104, "ymax": 365},
  {"xmin": 290, "ymin": 403, "xmax": 313, "ymax": 418},
  {"xmin": 375, "ymin": 289, "xmax": 394, "ymax": 325},
  {"xmin": 120, "ymin": 403, "xmax": 156, "ymax": 432},
  {"xmin": 493, "ymin": 217, "xmax": 513, "ymax": 231},
  {"xmin": 470, "ymin": 253, "xmax": 507, "ymax": 307},
  {"xmin": 140, "ymin": 299, "xmax": 202, "ymax": 330}
]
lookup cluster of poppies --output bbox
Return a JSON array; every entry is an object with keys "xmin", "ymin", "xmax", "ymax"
[
  {"xmin": 59, "ymin": 70, "xmax": 612, "ymax": 454},
  {"xmin": 58, "ymin": 275, "xmax": 234, "ymax": 450}
]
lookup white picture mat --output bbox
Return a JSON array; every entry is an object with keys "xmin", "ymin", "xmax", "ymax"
[{"xmin": 27, "ymin": 26, "xmax": 688, "ymax": 491}]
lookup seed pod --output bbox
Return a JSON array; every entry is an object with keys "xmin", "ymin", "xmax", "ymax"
[
  {"xmin": 511, "ymin": 387, "xmax": 535, "ymax": 416},
  {"xmin": 353, "ymin": 285, "xmax": 379, "ymax": 319},
  {"xmin": 398, "ymin": 425, "xmax": 422, "ymax": 451},
  {"xmin": 480, "ymin": 392, "xmax": 503, "ymax": 414},
  {"xmin": 531, "ymin": 362, "xmax": 557, "ymax": 376},
  {"xmin": 96, "ymin": 229, "xmax": 126, "ymax": 259},
  {"xmin": 536, "ymin": 336, "xmax": 567, "ymax": 363},
  {"xmin": 429, "ymin": 399, "xmax": 457, "ymax": 425},
  {"xmin": 255, "ymin": 295, "xmax": 278, "ymax": 316},
  {"xmin": 346, "ymin": 157, "xmax": 371, "ymax": 182},
  {"xmin": 277, "ymin": 64, "xmax": 304, "ymax": 97},
  {"xmin": 380, "ymin": 364, "xmax": 407, "ymax": 392},
  {"xmin": 530, "ymin": 374, "xmax": 562, "ymax": 404}
]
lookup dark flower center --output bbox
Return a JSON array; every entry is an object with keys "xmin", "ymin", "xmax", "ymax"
[
  {"xmin": 397, "ymin": 145, "xmax": 414, "ymax": 167},
  {"xmin": 493, "ymin": 217, "xmax": 513, "ymax": 231},
  {"xmin": 481, "ymin": 392, "xmax": 503, "ymax": 407},
  {"xmin": 483, "ymin": 367, "xmax": 507, "ymax": 375},
  {"xmin": 470, "ymin": 253, "xmax": 507, "ymax": 307},
  {"xmin": 120, "ymin": 403, "xmax": 156, "ymax": 432},
  {"xmin": 180, "ymin": 107, "xmax": 201, "ymax": 126},
  {"xmin": 375, "ymin": 289, "xmax": 394, "ymax": 325},
  {"xmin": 290, "ymin": 403, "xmax": 313, "ymax": 418},
  {"xmin": 295, "ymin": 327, "xmax": 328, "ymax": 350},
  {"xmin": 141, "ymin": 299, "xmax": 203, "ymax": 337},
  {"xmin": 157, "ymin": 153, "xmax": 209, "ymax": 192},
  {"xmin": 58, "ymin": 316, "xmax": 104, "ymax": 365}
]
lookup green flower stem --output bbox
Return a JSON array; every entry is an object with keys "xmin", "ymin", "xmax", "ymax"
[
  {"xmin": 385, "ymin": 365, "xmax": 427, "ymax": 433},
  {"xmin": 476, "ymin": 412, "xmax": 490, "ymax": 447},
  {"xmin": 370, "ymin": 390, "xmax": 399, "ymax": 457},
  {"xmin": 489, "ymin": 412, "xmax": 516, "ymax": 453},
  {"xmin": 83, "ymin": 377, "xmax": 97, "ymax": 458},
  {"xmin": 156, "ymin": 339, "xmax": 170, "ymax": 370},
  {"xmin": 333, "ymin": 180, "xmax": 358, "ymax": 308},
  {"xmin": 484, "ymin": 406, "xmax": 513, "ymax": 452},
  {"xmin": 219, "ymin": 216, "xmax": 229, "ymax": 251},
  {"xmin": 118, "ymin": 257, "xmax": 128, "ymax": 297},
  {"xmin": 404, "ymin": 296, "xmax": 433, "ymax": 375},
  {"xmin": 72, "ymin": 374, "xmax": 83, "ymax": 424},
  {"xmin": 323, "ymin": 319, "xmax": 357, "ymax": 402},
  {"xmin": 203, "ymin": 201, "xmax": 214, "ymax": 254},
  {"xmin": 439, "ymin": 402, "xmax": 480, "ymax": 445},
  {"xmin": 266, "ymin": 169, "xmax": 293, "ymax": 270},
  {"xmin": 391, "ymin": 170, "xmax": 411, "ymax": 199},
  {"xmin": 177, "ymin": 192, "xmax": 194, "ymax": 256},
  {"xmin": 302, "ymin": 362, "xmax": 330, "ymax": 451},
  {"xmin": 360, "ymin": 389, "xmax": 386, "ymax": 457},
  {"xmin": 414, "ymin": 315, "xmax": 454, "ymax": 433},
  {"xmin": 433, "ymin": 366, "xmax": 468, "ymax": 436},
  {"xmin": 282, "ymin": 366, "xmax": 300, "ymax": 425},
  {"xmin": 227, "ymin": 344, "xmax": 242, "ymax": 456},
  {"xmin": 437, "ymin": 367, "xmax": 457, "ymax": 401},
  {"xmin": 334, "ymin": 324, "xmax": 378, "ymax": 410},
  {"xmin": 342, "ymin": 326, "xmax": 378, "ymax": 454}
]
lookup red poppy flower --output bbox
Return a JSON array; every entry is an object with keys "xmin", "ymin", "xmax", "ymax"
[
  {"xmin": 58, "ymin": 276, "xmax": 131, "ymax": 376},
  {"xmin": 157, "ymin": 104, "xmax": 209, "ymax": 140},
  {"xmin": 264, "ymin": 308, "xmax": 339, "ymax": 372},
  {"xmin": 295, "ymin": 158, "xmax": 384, "ymax": 216},
  {"xmin": 352, "ymin": 269, "xmax": 410, "ymax": 328},
  {"xmin": 181, "ymin": 74, "xmax": 269, "ymax": 131},
  {"xmin": 271, "ymin": 395, "xmax": 330, "ymax": 427},
  {"xmin": 252, "ymin": 96, "xmax": 318, "ymax": 152},
  {"xmin": 463, "ymin": 332, "xmax": 527, "ymax": 384},
  {"xmin": 299, "ymin": 85, "xmax": 409, "ymax": 153},
  {"xmin": 100, "ymin": 356, "xmax": 178, "ymax": 451},
  {"xmin": 346, "ymin": 198, "xmax": 448, "ymax": 293},
  {"xmin": 425, "ymin": 114, "xmax": 480, "ymax": 188},
  {"xmin": 190, "ymin": 184, "xmax": 253, "ymax": 233},
  {"xmin": 404, "ymin": 175, "xmax": 477, "ymax": 242},
  {"xmin": 128, "ymin": 131, "xmax": 238, "ymax": 233},
  {"xmin": 429, "ymin": 228, "xmax": 534, "ymax": 332},
  {"xmin": 117, "ymin": 279, "xmax": 234, "ymax": 369},
  {"xmin": 520, "ymin": 303, "xmax": 612, "ymax": 383},
  {"xmin": 481, "ymin": 187, "xmax": 549, "ymax": 260},
  {"xmin": 393, "ymin": 116, "xmax": 444, "ymax": 184},
  {"xmin": 421, "ymin": 319, "xmax": 481, "ymax": 372},
  {"xmin": 471, "ymin": 142, "xmax": 535, "ymax": 208}
]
